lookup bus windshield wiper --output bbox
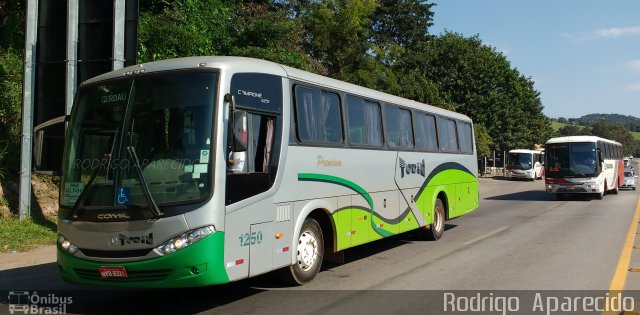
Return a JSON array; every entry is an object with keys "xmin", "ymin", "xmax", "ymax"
[
  {"xmin": 126, "ymin": 144, "xmax": 163, "ymax": 218},
  {"xmin": 68, "ymin": 128, "xmax": 119, "ymax": 219}
]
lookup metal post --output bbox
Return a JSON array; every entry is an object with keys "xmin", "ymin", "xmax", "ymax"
[
  {"xmin": 66, "ymin": 0, "xmax": 78, "ymax": 115},
  {"xmin": 503, "ymin": 150, "xmax": 507, "ymax": 176},
  {"xmin": 19, "ymin": 0, "xmax": 40, "ymax": 220},
  {"xmin": 113, "ymin": 0, "xmax": 125, "ymax": 70}
]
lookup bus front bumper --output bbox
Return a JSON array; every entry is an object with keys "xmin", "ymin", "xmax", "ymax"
[
  {"xmin": 545, "ymin": 183, "xmax": 598, "ymax": 194},
  {"xmin": 57, "ymin": 232, "xmax": 229, "ymax": 288}
]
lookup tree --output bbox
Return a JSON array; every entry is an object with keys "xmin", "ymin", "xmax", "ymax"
[
  {"xmin": 228, "ymin": 2, "xmax": 323, "ymax": 73},
  {"xmin": 474, "ymin": 124, "xmax": 493, "ymax": 159},
  {"xmin": 398, "ymin": 32, "xmax": 552, "ymax": 151},
  {"xmin": 591, "ymin": 120, "xmax": 635, "ymax": 155},
  {"xmin": 0, "ymin": 0, "xmax": 24, "ymax": 178},
  {"xmin": 370, "ymin": 0, "xmax": 434, "ymax": 67},
  {"xmin": 297, "ymin": 0, "xmax": 377, "ymax": 80},
  {"xmin": 138, "ymin": 0, "xmax": 235, "ymax": 62},
  {"xmin": 557, "ymin": 125, "xmax": 591, "ymax": 137}
]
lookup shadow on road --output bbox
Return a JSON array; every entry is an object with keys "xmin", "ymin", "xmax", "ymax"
[
  {"xmin": 485, "ymin": 190, "xmax": 556, "ymax": 201},
  {"xmin": 485, "ymin": 189, "xmax": 609, "ymax": 202}
]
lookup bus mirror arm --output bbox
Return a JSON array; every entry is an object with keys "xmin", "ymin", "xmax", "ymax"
[
  {"xmin": 224, "ymin": 93, "xmax": 235, "ymax": 111},
  {"xmin": 225, "ymin": 93, "xmax": 248, "ymax": 152}
]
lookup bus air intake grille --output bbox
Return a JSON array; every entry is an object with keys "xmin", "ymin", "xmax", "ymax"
[
  {"xmin": 79, "ymin": 248, "xmax": 152, "ymax": 258},
  {"xmin": 74, "ymin": 268, "xmax": 171, "ymax": 282}
]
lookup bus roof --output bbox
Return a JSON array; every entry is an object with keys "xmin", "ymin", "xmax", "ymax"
[
  {"xmin": 82, "ymin": 56, "xmax": 472, "ymax": 122},
  {"xmin": 545, "ymin": 136, "xmax": 621, "ymax": 146},
  {"xmin": 508, "ymin": 149, "xmax": 541, "ymax": 154}
]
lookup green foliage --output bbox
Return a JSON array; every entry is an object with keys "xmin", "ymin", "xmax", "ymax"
[
  {"xmin": 400, "ymin": 32, "xmax": 552, "ymax": 150},
  {"xmin": 0, "ymin": 0, "xmax": 24, "ymax": 179},
  {"xmin": 298, "ymin": 0, "xmax": 378, "ymax": 79},
  {"xmin": 228, "ymin": 2, "xmax": 324, "ymax": 73},
  {"xmin": 0, "ymin": 0, "xmax": 24, "ymax": 49},
  {"xmin": 575, "ymin": 114, "xmax": 640, "ymax": 132},
  {"xmin": 474, "ymin": 124, "xmax": 493, "ymax": 158},
  {"xmin": 138, "ymin": 0, "xmax": 234, "ymax": 62},
  {"xmin": 370, "ymin": 0, "xmax": 434, "ymax": 67},
  {"xmin": 590, "ymin": 120, "xmax": 636, "ymax": 155},
  {"xmin": 557, "ymin": 124, "xmax": 592, "ymax": 137},
  {"xmin": 0, "ymin": 48, "xmax": 23, "ymax": 179}
]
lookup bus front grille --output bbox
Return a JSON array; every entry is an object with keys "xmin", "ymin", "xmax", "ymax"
[
  {"xmin": 74, "ymin": 268, "xmax": 171, "ymax": 282},
  {"xmin": 79, "ymin": 248, "xmax": 152, "ymax": 258}
]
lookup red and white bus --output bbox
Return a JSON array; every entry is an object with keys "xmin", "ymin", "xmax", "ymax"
[{"xmin": 544, "ymin": 136, "xmax": 624, "ymax": 199}]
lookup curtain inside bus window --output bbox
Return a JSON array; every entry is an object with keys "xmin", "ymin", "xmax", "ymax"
[
  {"xmin": 295, "ymin": 86, "xmax": 341, "ymax": 144},
  {"xmin": 363, "ymin": 101, "xmax": 382, "ymax": 146}
]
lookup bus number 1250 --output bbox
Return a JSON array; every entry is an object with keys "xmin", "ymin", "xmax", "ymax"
[{"xmin": 239, "ymin": 231, "xmax": 263, "ymax": 247}]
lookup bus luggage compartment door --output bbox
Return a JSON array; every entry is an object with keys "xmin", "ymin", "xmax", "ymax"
[{"xmin": 248, "ymin": 221, "xmax": 273, "ymax": 277}]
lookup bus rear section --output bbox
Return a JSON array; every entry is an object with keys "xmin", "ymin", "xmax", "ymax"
[{"xmin": 544, "ymin": 136, "xmax": 623, "ymax": 199}]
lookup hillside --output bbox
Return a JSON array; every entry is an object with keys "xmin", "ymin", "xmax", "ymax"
[
  {"xmin": 559, "ymin": 113, "xmax": 640, "ymax": 132},
  {"xmin": 550, "ymin": 120, "xmax": 640, "ymax": 140}
]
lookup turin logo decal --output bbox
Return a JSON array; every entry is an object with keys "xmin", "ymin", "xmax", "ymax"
[{"xmin": 398, "ymin": 158, "xmax": 425, "ymax": 178}]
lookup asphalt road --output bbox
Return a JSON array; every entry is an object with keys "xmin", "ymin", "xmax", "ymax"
[{"xmin": 1, "ymin": 163, "xmax": 639, "ymax": 314}]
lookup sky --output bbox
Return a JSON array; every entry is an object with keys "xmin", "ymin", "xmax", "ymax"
[{"xmin": 429, "ymin": 0, "xmax": 640, "ymax": 119}]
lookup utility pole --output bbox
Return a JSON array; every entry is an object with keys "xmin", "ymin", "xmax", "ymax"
[{"xmin": 19, "ymin": 0, "xmax": 39, "ymax": 221}]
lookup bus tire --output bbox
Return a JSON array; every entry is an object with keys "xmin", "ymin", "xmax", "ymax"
[
  {"xmin": 419, "ymin": 198, "xmax": 445, "ymax": 241},
  {"xmin": 279, "ymin": 218, "xmax": 324, "ymax": 286}
]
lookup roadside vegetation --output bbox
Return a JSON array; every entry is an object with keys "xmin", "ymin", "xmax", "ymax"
[
  {"xmin": 550, "ymin": 117, "xmax": 640, "ymax": 154},
  {"xmin": 0, "ymin": 174, "xmax": 58, "ymax": 252}
]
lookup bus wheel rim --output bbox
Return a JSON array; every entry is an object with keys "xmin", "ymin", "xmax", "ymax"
[
  {"xmin": 297, "ymin": 231, "xmax": 318, "ymax": 270},
  {"xmin": 436, "ymin": 208, "xmax": 444, "ymax": 232}
]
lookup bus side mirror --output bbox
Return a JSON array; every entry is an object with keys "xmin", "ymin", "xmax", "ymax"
[
  {"xmin": 33, "ymin": 116, "xmax": 67, "ymax": 175},
  {"xmin": 597, "ymin": 150, "xmax": 603, "ymax": 164},
  {"xmin": 232, "ymin": 111, "xmax": 248, "ymax": 152}
]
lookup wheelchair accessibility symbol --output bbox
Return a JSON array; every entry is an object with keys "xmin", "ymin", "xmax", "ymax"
[{"xmin": 116, "ymin": 187, "xmax": 130, "ymax": 205}]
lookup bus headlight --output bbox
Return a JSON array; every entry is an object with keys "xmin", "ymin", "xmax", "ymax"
[
  {"xmin": 154, "ymin": 226, "xmax": 215, "ymax": 256},
  {"xmin": 57, "ymin": 235, "xmax": 78, "ymax": 255}
]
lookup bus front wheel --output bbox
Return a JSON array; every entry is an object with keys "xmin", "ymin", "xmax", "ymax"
[{"xmin": 280, "ymin": 218, "xmax": 324, "ymax": 285}]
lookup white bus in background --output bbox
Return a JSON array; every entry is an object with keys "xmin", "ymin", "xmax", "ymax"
[
  {"xmin": 545, "ymin": 136, "xmax": 624, "ymax": 200},
  {"xmin": 506, "ymin": 149, "xmax": 544, "ymax": 180}
]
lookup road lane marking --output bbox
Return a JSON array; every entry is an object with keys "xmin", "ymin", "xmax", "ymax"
[
  {"xmin": 462, "ymin": 226, "xmax": 509, "ymax": 246},
  {"xmin": 608, "ymin": 194, "xmax": 640, "ymax": 291}
]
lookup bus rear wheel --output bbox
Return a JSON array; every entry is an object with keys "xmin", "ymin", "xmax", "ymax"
[
  {"xmin": 418, "ymin": 198, "xmax": 445, "ymax": 241},
  {"xmin": 279, "ymin": 218, "xmax": 324, "ymax": 286}
]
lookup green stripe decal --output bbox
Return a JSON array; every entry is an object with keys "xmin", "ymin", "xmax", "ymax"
[{"xmin": 298, "ymin": 173, "xmax": 393, "ymax": 237}]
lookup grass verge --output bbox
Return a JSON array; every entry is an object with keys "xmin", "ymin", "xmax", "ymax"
[{"xmin": 0, "ymin": 215, "xmax": 57, "ymax": 253}]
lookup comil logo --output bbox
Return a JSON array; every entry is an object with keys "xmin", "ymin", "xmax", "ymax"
[{"xmin": 8, "ymin": 291, "xmax": 72, "ymax": 314}]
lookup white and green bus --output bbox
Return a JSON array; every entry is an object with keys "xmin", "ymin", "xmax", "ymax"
[{"xmin": 57, "ymin": 56, "xmax": 479, "ymax": 287}]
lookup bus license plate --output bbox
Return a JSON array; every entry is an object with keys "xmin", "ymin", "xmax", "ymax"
[{"xmin": 98, "ymin": 266, "xmax": 128, "ymax": 279}]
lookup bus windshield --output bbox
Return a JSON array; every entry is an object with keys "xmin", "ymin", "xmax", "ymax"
[
  {"xmin": 546, "ymin": 142, "xmax": 597, "ymax": 178},
  {"xmin": 508, "ymin": 153, "xmax": 533, "ymax": 170},
  {"xmin": 61, "ymin": 71, "xmax": 217, "ymax": 209}
]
